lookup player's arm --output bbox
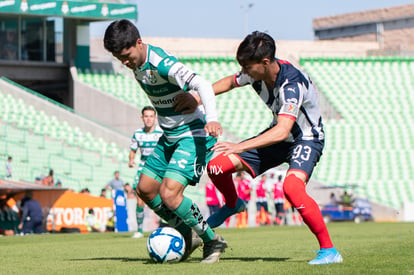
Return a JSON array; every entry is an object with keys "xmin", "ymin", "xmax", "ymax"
[
  {"xmin": 129, "ymin": 135, "xmax": 138, "ymax": 167},
  {"xmin": 188, "ymin": 74, "xmax": 222, "ymax": 137},
  {"xmin": 128, "ymin": 150, "xmax": 136, "ymax": 168},
  {"xmin": 167, "ymin": 61, "xmax": 222, "ymax": 137},
  {"xmin": 175, "ymin": 73, "xmax": 248, "ymax": 113}
]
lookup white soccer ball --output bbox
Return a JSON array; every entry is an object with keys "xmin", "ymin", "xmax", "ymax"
[{"xmin": 147, "ymin": 227, "xmax": 186, "ymax": 263}]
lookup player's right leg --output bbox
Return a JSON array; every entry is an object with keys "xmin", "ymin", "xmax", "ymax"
[{"xmin": 206, "ymin": 153, "xmax": 248, "ymax": 228}]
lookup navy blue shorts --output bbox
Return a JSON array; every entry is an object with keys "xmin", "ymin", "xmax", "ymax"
[{"xmin": 238, "ymin": 139, "xmax": 324, "ymax": 180}]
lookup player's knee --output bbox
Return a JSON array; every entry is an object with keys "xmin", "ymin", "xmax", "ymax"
[
  {"xmin": 283, "ymin": 174, "xmax": 305, "ymax": 197},
  {"xmin": 207, "ymin": 153, "xmax": 235, "ymax": 178},
  {"xmin": 159, "ymin": 182, "xmax": 182, "ymax": 210}
]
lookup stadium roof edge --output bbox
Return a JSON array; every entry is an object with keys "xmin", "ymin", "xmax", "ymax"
[{"xmin": 0, "ymin": 0, "xmax": 137, "ymax": 21}]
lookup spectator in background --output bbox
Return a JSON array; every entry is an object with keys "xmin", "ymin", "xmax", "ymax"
[
  {"xmin": 256, "ymin": 174, "xmax": 271, "ymax": 226},
  {"xmin": 100, "ymin": 188, "xmax": 107, "ymax": 198},
  {"xmin": 18, "ymin": 191, "xmax": 43, "ymax": 234},
  {"xmin": 55, "ymin": 180, "xmax": 62, "ymax": 188},
  {"xmin": 80, "ymin": 188, "xmax": 90, "ymax": 194},
  {"xmin": 329, "ymin": 192, "xmax": 338, "ymax": 206},
  {"xmin": 273, "ymin": 175, "xmax": 285, "ymax": 225},
  {"xmin": 5, "ymin": 156, "xmax": 12, "ymax": 179},
  {"xmin": 34, "ymin": 176, "xmax": 42, "ymax": 185},
  {"xmin": 124, "ymin": 183, "xmax": 136, "ymax": 199},
  {"xmin": 105, "ymin": 171, "xmax": 124, "ymax": 195},
  {"xmin": 85, "ymin": 209, "xmax": 101, "ymax": 232},
  {"xmin": 42, "ymin": 169, "xmax": 54, "ymax": 186},
  {"xmin": 235, "ymin": 172, "xmax": 251, "ymax": 228},
  {"xmin": 0, "ymin": 195, "xmax": 19, "ymax": 235},
  {"xmin": 205, "ymin": 180, "xmax": 221, "ymax": 217},
  {"xmin": 341, "ymin": 191, "xmax": 352, "ymax": 207}
]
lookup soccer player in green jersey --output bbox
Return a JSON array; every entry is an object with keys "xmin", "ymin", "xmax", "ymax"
[
  {"xmin": 104, "ymin": 19, "xmax": 226, "ymax": 263},
  {"xmin": 129, "ymin": 106, "xmax": 163, "ymax": 239}
]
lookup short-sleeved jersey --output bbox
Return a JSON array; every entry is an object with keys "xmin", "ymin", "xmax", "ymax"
[
  {"xmin": 133, "ymin": 44, "xmax": 211, "ymax": 141},
  {"xmin": 130, "ymin": 125, "xmax": 163, "ymax": 167},
  {"xmin": 235, "ymin": 59, "xmax": 324, "ymax": 143}
]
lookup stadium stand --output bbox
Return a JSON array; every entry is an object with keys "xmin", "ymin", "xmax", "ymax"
[
  {"xmin": 301, "ymin": 56, "xmax": 414, "ymax": 209},
  {"xmin": 0, "ymin": 87, "xmax": 136, "ymax": 195}
]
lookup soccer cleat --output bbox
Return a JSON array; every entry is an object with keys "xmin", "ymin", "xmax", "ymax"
[
  {"xmin": 308, "ymin": 247, "xmax": 343, "ymax": 265},
  {"xmin": 201, "ymin": 233, "xmax": 228, "ymax": 264},
  {"xmin": 181, "ymin": 230, "xmax": 203, "ymax": 261},
  {"xmin": 207, "ymin": 198, "xmax": 246, "ymax": 228},
  {"xmin": 131, "ymin": 232, "xmax": 144, "ymax": 239}
]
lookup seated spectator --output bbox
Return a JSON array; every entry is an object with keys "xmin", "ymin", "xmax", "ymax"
[
  {"xmin": 42, "ymin": 169, "xmax": 54, "ymax": 186},
  {"xmin": 329, "ymin": 192, "xmax": 338, "ymax": 206},
  {"xmin": 341, "ymin": 191, "xmax": 352, "ymax": 207},
  {"xmin": 85, "ymin": 209, "xmax": 100, "ymax": 232}
]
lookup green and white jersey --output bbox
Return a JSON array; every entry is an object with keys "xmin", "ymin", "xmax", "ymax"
[
  {"xmin": 130, "ymin": 125, "xmax": 163, "ymax": 167},
  {"xmin": 133, "ymin": 44, "xmax": 218, "ymax": 141}
]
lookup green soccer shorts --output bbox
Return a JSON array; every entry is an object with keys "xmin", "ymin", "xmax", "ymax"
[{"xmin": 141, "ymin": 135, "xmax": 216, "ymax": 186}]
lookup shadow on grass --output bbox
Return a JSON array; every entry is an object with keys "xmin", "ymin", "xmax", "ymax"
[
  {"xmin": 69, "ymin": 257, "xmax": 151, "ymax": 264},
  {"xmin": 178, "ymin": 257, "xmax": 290, "ymax": 263},
  {"xmin": 70, "ymin": 256, "xmax": 290, "ymax": 263}
]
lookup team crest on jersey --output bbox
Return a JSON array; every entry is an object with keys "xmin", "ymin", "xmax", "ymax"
[{"xmin": 148, "ymin": 71, "xmax": 157, "ymax": 84}]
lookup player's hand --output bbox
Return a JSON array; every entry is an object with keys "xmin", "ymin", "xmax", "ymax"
[
  {"xmin": 173, "ymin": 92, "xmax": 200, "ymax": 114},
  {"xmin": 128, "ymin": 160, "xmax": 135, "ymax": 168},
  {"xmin": 212, "ymin": 141, "xmax": 244, "ymax": 155},
  {"xmin": 204, "ymin": 121, "xmax": 222, "ymax": 138}
]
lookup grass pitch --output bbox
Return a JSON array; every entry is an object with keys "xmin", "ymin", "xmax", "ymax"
[{"xmin": 1, "ymin": 222, "xmax": 413, "ymax": 274}]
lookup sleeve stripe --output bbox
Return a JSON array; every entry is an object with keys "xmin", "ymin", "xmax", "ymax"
[
  {"xmin": 279, "ymin": 114, "xmax": 297, "ymax": 121},
  {"xmin": 234, "ymin": 74, "xmax": 242, "ymax": 87}
]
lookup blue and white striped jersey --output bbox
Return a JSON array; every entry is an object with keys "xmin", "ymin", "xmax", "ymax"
[{"xmin": 235, "ymin": 59, "xmax": 324, "ymax": 142}]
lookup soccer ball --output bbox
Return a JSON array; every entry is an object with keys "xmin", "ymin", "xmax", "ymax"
[{"xmin": 147, "ymin": 227, "xmax": 186, "ymax": 263}]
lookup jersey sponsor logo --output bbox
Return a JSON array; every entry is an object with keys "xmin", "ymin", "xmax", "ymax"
[
  {"xmin": 148, "ymin": 70, "xmax": 157, "ymax": 84},
  {"xmin": 293, "ymin": 159, "xmax": 304, "ymax": 167},
  {"xmin": 151, "ymin": 97, "xmax": 176, "ymax": 106},
  {"xmin": 193, "ymin": 157, "xmax": 206, "ymax": 177},
  {"xmin": 175, "ymin": 65, "xmax": 195, "ymax": 83},
  {"xmin": 177, "ymin": 159, "xmax": 188, "ymax": 169},
  {"xmin": 208, "ymin": 164, "xmax": 223, "ymax": 175},
  {"xmin": 287, "ymin": 87, "xmax": 296, "ymax": 93}
]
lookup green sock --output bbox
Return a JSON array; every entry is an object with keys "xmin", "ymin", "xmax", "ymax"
[
  {"xmin": 147, "ymin": 194, "xmax": 190, "ymax": 237},
  {"xmin": 173, "ymin": 196, "xmax": 215, "ymax": 243},
  {"xmin": 136, "ymin": 206, "xmax": 144, "ymax": 234}
]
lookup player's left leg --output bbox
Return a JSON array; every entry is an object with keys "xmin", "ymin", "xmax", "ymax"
[
  {"xmin": 160, "ymin": 177, "xmax": 227, "ymax": 264},
  {"xmin": 160, "ymin": 136, "xmax": 227, "ymax": 263},
  {"xmin": 284, "ymin": 141, "xmax": 342, "ymax": 265},
  {"xmin": 206, "ymin": 153, "xmax": 248, "ymax": 228}
]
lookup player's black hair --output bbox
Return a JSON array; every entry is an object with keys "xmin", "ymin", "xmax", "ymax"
[
  {"xmin": 236, "ymin": 31, "xmax": 276, "ymax": 66},
  {"xmin": 104, "ymin": 19, "xmax": 141, "ymax": 53},
  {"xmin": 141, "ymin": 106, "xmax": 156, "ymax": 115}
]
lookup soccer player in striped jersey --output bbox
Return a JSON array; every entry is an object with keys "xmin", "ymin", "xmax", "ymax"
[
  {"xmin": 129, "ymin": 106, "xmax": 163, "ymax": 239},
  {"xmin": 183, "ymin": 31, "xmax": 343, "ymax": 265},
  {"xmin": 104, "ymin": 19, "xmax": 226, "ymax": 263}
]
